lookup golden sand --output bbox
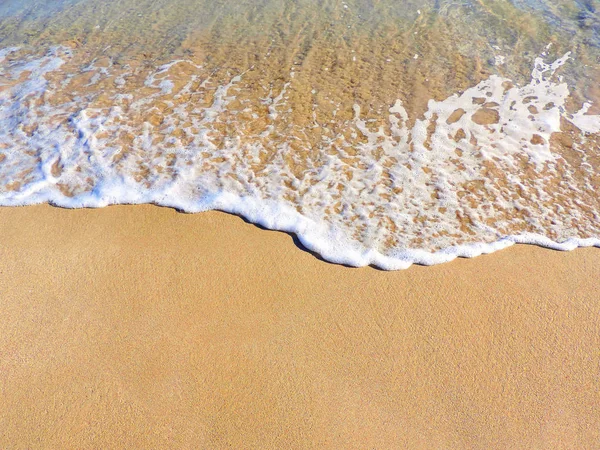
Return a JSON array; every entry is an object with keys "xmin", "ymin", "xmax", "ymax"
[{"xmin": 0, "ymin": 204, "xmax": 599, "ymax": 448}]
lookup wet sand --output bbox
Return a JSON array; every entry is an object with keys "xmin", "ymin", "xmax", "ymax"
[{"xmin": 0, "ymin": 204, "xmax": 599, "ymax": 448}]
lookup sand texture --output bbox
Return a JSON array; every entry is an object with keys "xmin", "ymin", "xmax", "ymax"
[{"xmin": 0, "ymin": 204, "xmax": 599, "ymax": 448}]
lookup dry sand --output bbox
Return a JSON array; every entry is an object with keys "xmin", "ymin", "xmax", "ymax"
[{"xmin": 0, "ymin": 204, "xmax": 599, "ymax": 449}]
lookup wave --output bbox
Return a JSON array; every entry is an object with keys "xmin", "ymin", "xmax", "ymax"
[{"xmin": 1, "ymin": 45, "xmax": 599, "ymax": 269}]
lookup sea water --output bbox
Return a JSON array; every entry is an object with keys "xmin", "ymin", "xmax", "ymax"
[{"xmin": 1, "ymin": 0, "xmax": 599, "ymax": 269}]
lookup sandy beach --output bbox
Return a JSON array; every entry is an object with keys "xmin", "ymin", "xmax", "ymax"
[
  {"xmin": 0, "ymin": 204, "xmax": 599, "ymax": 448},
  {"xmin": 2, "ymin": 1, "xmax": 600, "ymax": 448}
]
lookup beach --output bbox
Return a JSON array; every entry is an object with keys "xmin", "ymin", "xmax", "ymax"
[
  {"xmin": 1, "ymin": 204, "xmax": 599, "ymax": 448},
  {"xmin": 2, "ymin": 1, "xmax": 600, "ymax": 447}
]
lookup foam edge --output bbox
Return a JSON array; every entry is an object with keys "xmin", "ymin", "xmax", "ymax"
[{"xmin": 3, "ymin": 189, "xmax": 599, "ymax": 271}]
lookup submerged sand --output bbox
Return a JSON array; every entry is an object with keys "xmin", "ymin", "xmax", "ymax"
[
  {"xmin": 0, "ymin": 204, "xmax": 599, "ymax": 448},
  {"xmin": 2, "ymin": 1, "xmax": 600, "ymax": 264}
]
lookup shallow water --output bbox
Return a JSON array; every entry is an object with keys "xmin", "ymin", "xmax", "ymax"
[{"xmin": 1, "ymin": 0, "xmax": 599, "ymax": 268}]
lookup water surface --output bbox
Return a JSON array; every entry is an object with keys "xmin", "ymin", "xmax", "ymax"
[{"xmin": 1, "ymin": 0, "xmax": 599, "ymax": 268}]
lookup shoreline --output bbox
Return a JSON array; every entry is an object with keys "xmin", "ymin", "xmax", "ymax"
[
  {"xmin": 3, "ymin": 199, "xmax": 600, "ymax": 270},
  {"xmin": 1, "ymin": 204, "xmax": 599, "ymax": 448}
]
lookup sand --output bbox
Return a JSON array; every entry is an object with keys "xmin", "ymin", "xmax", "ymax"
[{"xmin": 0, "ymin": 204, "xmax": 599, "ymax": 448}]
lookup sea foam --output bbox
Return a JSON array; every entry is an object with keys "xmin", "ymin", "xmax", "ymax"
[{"xmin": 1, "ymin": 46, "xmax": 599, "ymax": 269}]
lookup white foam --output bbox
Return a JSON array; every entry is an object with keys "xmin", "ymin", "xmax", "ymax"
[
  {"xmin": 571, "ymin": 102, "xmax": 600, "ymax": 134},
  {"xmin": 3, "ymin": 183, "xmax": 600, "ymax": 270},
  {"xmin": 1, "ymin": 48, "xmax": 599, "ymax": 269}
]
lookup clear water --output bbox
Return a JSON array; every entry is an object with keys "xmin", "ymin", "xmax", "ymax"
[{"xmin": 1, "ymin": 0, "xmax": 599, "ymax": 268}]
